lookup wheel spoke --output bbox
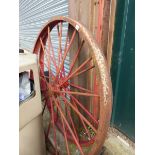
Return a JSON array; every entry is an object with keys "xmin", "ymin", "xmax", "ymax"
[
  {"xmin": 47, "ymin": 27, "xmax": 52, "ymax": 80},
  {"xmin": 40, "ymin": 38, "xmax": 50, "ymax": 68},
  {"xmin": 57, "ymin": 22, "xmax": 63, "ymax": 66},
  {"xmin": 63, "ymin": 24, "xmax": 69, "ymax": 61},
  {"xmin": 71, "ymin": 98, "xmax": 92, "ymax": 140},
  {"xmin": 62, "ymin": 96, "xmax": 79, "ymax": 142},
  {"xmin": 57, "ymin": 24, "xmax": 61, "ymax": 65},
  {"xmin": 62, "ymin": 26, "xmax": 69, "ymax": 78},
  {"xmin": 40, "ymin": 38, "xmax": 55, "ymax": 79},
  {"xmin": 59, "ymin": 22, "xmax": 65, "ymax": 78},
  {"xmin": 55, "ymin": 29, "xmax": 77, "ymax": 81},
  {"xmin": 48, "ymin": 26, "xmax": 58, "ymax": 72},
  {"xmin": 39, "ymin": 67, "xmax": 49, "ymax": 91},
  {"xmin": 60, "ymin": 57, "xmax": 92, "ymax": 87},
  {"xmin": 60, "ymin": 95, "xmax": 97, "ymax": 133},
  {"xmin": 68, "ymin": 40, "xmax": 85, "ymax": 75},
  {"xmin": 43, "ymin": 50, "xmax": 57, "ymax": 72},
  {"xmin": 72, "ymin": 65, "xmax": 95, "ymax": 78},
  {"xmin": 69, "ymin": 94, "xmax": 99, "ymax": 125},
  {"xmin": 52, "ymin": 96, "xmax": 84, "ymax": 155},
  {"xmin": 52, "ymin": 89, "xmax": 99, "ymax": 97},
  {"xmin": 69, "ymin": 83, "xmax": 92, "ymax": 93},
  {"xmin": 40, "ymin": 59, "xmax": 54, "ymax": 77}
]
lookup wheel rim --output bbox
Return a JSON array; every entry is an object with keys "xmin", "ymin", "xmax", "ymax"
[{"xmin": 33, "ymin": 16, "xmax": 112, "ymax": 155}]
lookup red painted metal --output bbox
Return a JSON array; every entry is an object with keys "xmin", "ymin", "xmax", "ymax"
[
  {"xmin": 61, "ymin": 95, "xmax": 97, "ymax": 133},
  {"xmin": 48, "ymin": 26, "xmax": 58, "ymax": 71},
  {"xmin": 72, "ymin": 65, "xmax": 95, "ymax": 78},
  {"xmin": 52, "ymin": 90, "xmax": 99, "ymax": 97},
  {"xmin": 70, "ymin": 95, "xmax": 98, "ymax": 125},
  {"xmin": 71, "ymin": 98, "xmax": 91, "ymax": 139},
  {"xmin": 60, "ymin": 57, "xmax": 92, "ymax": 87},
  {"xmin": 62, "ymin": 94, "xmax": 79, "ymax": 142},
  {"xmin": 69, "ymin": 83, "xmax": 92, "ymax": 93},
  {"xmin": 33, "ymin": 16, "xmax": 112, "ymax": 155},
  {"xmin": 69, "ymin": 40, "xmax": 84, "ymax": 75},
  {"xmin": 52, "ymin": 96, "xmax": 84, "ymax": 155},
  {"xmin": 64, "ymin": 87, "xmax": 94, "ymax": 146},
  {"xmin": 70, "ymin": 98, "xmax": 93, "ymax": 146},
  {"xmin": 55, "ymin": 29, "xmax": 76, "ymax": 82}
]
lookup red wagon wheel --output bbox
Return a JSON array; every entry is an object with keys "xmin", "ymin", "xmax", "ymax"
[{"xmin": 33, "ymin": 16, "xmax": 112, "ymax": 155}]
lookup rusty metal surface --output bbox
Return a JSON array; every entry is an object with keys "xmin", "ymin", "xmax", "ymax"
[{"xmin": 33, "ymin": 16, "xmax": 112, "ymax": 155}]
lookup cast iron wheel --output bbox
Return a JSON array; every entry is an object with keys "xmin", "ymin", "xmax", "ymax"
[{"xmin": 33, "ymin": 16, "xmax": 112, "ymax": 155}]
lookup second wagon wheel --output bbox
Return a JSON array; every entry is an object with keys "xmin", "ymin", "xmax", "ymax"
[{"xmin": 33, "ymin": 16, "xmax": 112, "ymax": 155}]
